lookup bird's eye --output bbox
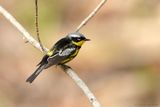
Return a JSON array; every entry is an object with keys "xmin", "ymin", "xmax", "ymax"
[{"xmin": 72, "ymin": 37, "xmax": 82, "ymax": 42}]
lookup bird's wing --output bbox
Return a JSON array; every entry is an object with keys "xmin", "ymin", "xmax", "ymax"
[
  {"xmin": 37, "ymin": 37, "xmax": 73, "ymax": 68},
  {"xmin": 46, "ymin": 47, "xmax": 76, "ymax": 67},
  {"xmin": 50, "ymin": 37, "xmax": 70, "ymax": 52},
  {"xmin": 37, "ymin": 38, "xmax": 70, "ymax": 66}
]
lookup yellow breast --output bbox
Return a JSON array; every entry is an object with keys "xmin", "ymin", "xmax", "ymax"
[{"xmin": 72, "ymin": 40, "xmax": 85, "ymax": 46}]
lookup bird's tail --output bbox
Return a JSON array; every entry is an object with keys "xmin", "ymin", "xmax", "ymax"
[{"xmin": 26, "ymin": 64, "xmax": 46, "ymax": 83}]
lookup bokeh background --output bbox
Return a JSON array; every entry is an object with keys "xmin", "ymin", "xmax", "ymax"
[{"xmin": 0, "ymin": 0, "xmax": 160, "ymax": 107}]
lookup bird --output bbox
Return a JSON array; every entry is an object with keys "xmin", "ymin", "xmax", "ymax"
[{"xmin": 26, "ymin": 32, "xmax": 90, "ymax": 83}]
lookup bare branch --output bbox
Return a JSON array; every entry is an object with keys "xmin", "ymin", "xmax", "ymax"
[
  {"xmin": 0, "ymin": 5, "xmax": 101, "ymax": 107},
  {"xmin": 76, "ymin": 0, "xmax": 107, "ymax": 32},
  {"xmin": 61, "ymin": 65, "xmax": 101, "ymax": 107},
  {"xmin": 35, "ymin": 0, "xmax": 44, "ymax": 51},
  {"xmin": 0, "ymin": 5, "xmax": 48, "ymax": 52}
]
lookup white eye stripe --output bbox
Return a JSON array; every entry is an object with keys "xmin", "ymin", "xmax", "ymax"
[{"xmin": 69, "ymin": 34, "xmax": 81, "ymax": 38}]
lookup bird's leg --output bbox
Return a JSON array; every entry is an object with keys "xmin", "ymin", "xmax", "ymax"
[{"xmin": 60, "ymin": 64, "xmax": 71, "ymax": 71}]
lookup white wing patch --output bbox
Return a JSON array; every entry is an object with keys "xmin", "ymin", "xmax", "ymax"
[{"xmin": 59, "ymin": 48, "xmax": 75, "ymax": 56}]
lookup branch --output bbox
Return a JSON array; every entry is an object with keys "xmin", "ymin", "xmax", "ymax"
[
  {"xmin": 35, "ymin": 0, "xmax": 44, "ymax": 51},
  {"xmin": 0, "ymin": 5, "xmax": 48, "ymax": 52},
  {"xmin": 0, "ymin": 5, "xmax": 101, "ymax": 107},
  {"xmin": 61, "ymin": 65, "xmax": 101, "ymax": 107},
  {"xmin": 76, "ymin": 0, "xmax": 107, "ymax": 32}
]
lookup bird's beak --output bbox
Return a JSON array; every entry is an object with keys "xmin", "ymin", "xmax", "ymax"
[{"xmin": 85, "ymin": 38, "xmax": 91, "ymax": 41}]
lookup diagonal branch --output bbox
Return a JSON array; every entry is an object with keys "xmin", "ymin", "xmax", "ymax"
[
  {"xmin": 76, "ymin": 0, "xmax": 107, "ymax": 32},
  {"xmin": 35, "ymin": 0, "xmax": 44, "ymax": 51},
  {"xmin": 0, "ymin": 5, "xmax": 48, "ymax": 52},
  {"xmin": 0, "ymin": 5, "xmax": 101, "ymax": 107},
  {"xmin": 61, "ymin": 65, "xmax": 101, "ymax": 107}
]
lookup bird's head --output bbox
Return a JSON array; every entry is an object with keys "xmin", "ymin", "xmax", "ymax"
[{"xmin": 67, "ymin": 32, "xmax": 90, "ymax": 47}]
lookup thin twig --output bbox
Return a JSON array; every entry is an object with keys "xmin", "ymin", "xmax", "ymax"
[
  {"xmin": 0, "ymin": 6, "xmax": 48, "ymax": 52},
  {"xmin": 76, "ymin": 0, "xmax": 107, "ymax": 32},
  {"xmin": 35, "ymin": 0, "xmax": 44, "ymax": 51},
  {"xmin": 0, "ymin": 5, "xmax": 101, "ymax": 107}
]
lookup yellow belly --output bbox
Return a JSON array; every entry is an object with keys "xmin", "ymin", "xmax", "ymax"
[{"xmin": 60, "ymin": 49, "xmax": 79, "ymax": 64}]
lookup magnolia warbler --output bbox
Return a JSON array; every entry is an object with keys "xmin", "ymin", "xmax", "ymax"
[{"xmin": 26, "ymin": 32, "xmax": 90, "ymax": 83}]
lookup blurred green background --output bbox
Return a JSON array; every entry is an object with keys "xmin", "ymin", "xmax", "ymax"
[{"xmin": 0, "ymin": 0, "xmax": 160, "ymax": 107}]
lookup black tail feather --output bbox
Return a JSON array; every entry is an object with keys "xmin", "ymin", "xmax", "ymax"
[{"xmin": 26, "ymin": 65, "xmax": 46, "ymax": 83}]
